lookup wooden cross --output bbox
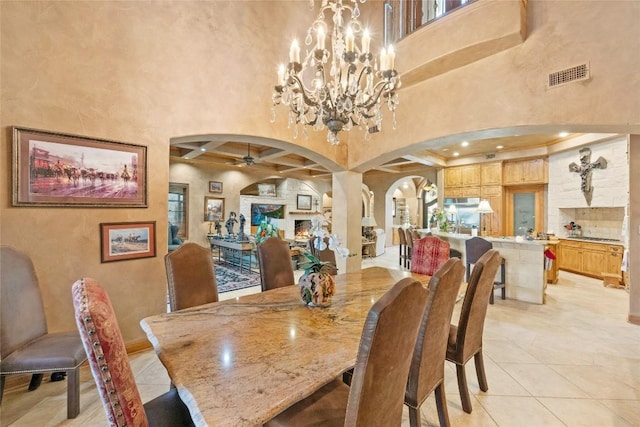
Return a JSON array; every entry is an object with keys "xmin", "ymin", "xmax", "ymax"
[{"xmin": 568, "ymin": 147, "xmax": 607, "ymax": 206}]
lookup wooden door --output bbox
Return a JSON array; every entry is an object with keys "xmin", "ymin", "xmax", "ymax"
[{"xmin": 504, "ymin": 185, "xmax": 545, "ymax": 236}]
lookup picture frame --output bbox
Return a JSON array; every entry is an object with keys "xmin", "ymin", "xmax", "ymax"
[
  {"xmin": 250, "ymin": 203, "xmax": 285, "ymax": 226},
  {"xmin": 209, "ymin": 181, "xmax": 223, "ymax": 193},
  {"xmin": 297, "ymin": 194, "xmax": 312, "ymax": 210},
  {"xmin": 257, "ymin": 183, "xmax": 277, "ymax": 197},
  {"xmin": 100, "ymin": 221, "xmax": 156, "ymax": 263},
  {"xmin": 205, "ymin": 197, "xmax": 224, "ymax": 221},
  {"xmin": 12, "ymin": 127, "xmax": 147, "ymax": 207}
]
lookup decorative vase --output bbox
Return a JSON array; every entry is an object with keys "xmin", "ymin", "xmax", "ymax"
[{"xmin": 298, "ymin": 272, "xmax": 335, "ymax": 307}]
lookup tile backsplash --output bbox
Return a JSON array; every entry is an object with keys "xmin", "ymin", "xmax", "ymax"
[{"xmin": 558, "ymin": 207, "xmax": 625, "ymax": 241}]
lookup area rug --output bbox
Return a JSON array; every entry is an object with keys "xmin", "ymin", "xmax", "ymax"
[{"xmin": 215, "ymin": 262, "xmax": 261, "ymax": 293}]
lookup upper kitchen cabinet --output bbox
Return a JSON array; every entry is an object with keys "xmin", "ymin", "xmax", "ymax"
[
  {"xmin": 444, "ymin": 165, "xmax": 481, "ymax": 197},
  {"xmin": 503, "ymin": 158, "xmax": 548, "ymax": 185},
  {"xmin": 481, "ymin": 162, "xmax": 502, "ymax": 185}
]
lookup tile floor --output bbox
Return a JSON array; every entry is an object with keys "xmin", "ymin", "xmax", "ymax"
[{"xmin": 2, "ymin": 246, "xmax": 639, "ymax": 426}]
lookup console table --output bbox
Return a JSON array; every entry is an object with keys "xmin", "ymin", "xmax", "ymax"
[{"xmin": 208, "ymin": 236, "xmax": 255, "ymax": 273}]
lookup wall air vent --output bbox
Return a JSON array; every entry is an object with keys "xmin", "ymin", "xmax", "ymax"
[
  {"xmin": 486, "ymin": 153, "xmax": 496, "ymax": 159},
  {"xmin": 547, "ymin": 63, "xmax": 590, "ymax": 89}
]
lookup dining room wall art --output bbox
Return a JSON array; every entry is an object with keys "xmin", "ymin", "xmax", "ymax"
[
  {"xmin": 12, "ymin": 126, "xmax": 147, "ymax": 207},
  {"xmin": 100, "ymin": 221, "xmax": 156, "ymax": 263}
]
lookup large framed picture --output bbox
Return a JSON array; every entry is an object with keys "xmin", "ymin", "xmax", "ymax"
[
  {"xmin": 297, "ymin": 194, "xmax": 312, "ymax": 210},
  {"xmin": 205, "ymin": 197, "xmax": 224, "ymax": 221},
  {"xmin": 12, "ymin": 127, "xmax": 147, "ymax": 207},
  {"xmin": 209, "ymin": 181, "xmax": 223, "ymax": 193},
  {"xmin": 250, "ymin": 203, "xmax": 285, "ymax": 226},
  {"xmin": 100, "ymin": 221, "xmax": 156, "ymax": 263}
]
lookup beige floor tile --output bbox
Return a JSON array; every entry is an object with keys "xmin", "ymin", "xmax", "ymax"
[
  {"xmin": 501, "ymin": 363, "xmax": 590, "ymax": 398},
  {"xmin": 538, "ymin": 397, "xmax": 633, "ymax": 426},
  {"xmin": 475, "ymin": 395, "xmax": 565, "ymax": 427},
  {"xmin": 549, "ymin": 364, "xmax": 640, "ymax": 400},
  {"xmin": 600, "ymin": 399, "xmax": 640, "ymax": 426}
]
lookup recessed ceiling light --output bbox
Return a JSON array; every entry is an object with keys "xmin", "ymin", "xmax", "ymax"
[
  {"xmin": 200, "ymin": 147, "xmax": 206, "ymax": 152},
  {"xmin": 453, "ymin": 152, "xmax": 460, "ymax": 157},
  {"xmin": 461, "ymin": 141, "xmax": 469, "ymax": 147},
  {"xmin": 442, "ymin": 148, "xmax": 449, "ymax": 152},
  {"xmin": 496, "ymin": 145, "xmax": 504, "ymax": 150},
  {"xmin": 558, "ymin": 132, "xmax": 569, "ymax": 137}
]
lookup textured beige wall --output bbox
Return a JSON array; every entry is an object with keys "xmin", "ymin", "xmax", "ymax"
[
  {"xmin": 350, "ymin": 0, "xmax": 640, "ymax": 170},
  {"xmin": 2, "ymin": 0, "xmax": 638, "ymax": 344},
  {"xmin": 0, "ymin": 1, "xmax": 349, "ymax": 343}
]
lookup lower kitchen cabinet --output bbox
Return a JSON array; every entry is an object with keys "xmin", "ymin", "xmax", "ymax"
[{"xmin": 558, "ymin": 239, "xmax": 624, "ymax": 281}]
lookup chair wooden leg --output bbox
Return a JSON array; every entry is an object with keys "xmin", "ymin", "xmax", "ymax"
[
  {"xmin": 408, "ymin": 405, "xmax": 422, "ymax": 427},
  {"xmin": 455, "ymin": 364, "xmax": 473, "ymax": 414},
  {"xmin": 474, "ymin": 351, "xmax": 488, "ymax": 392},
  {"xmin": 434, "ymin": 383, "xmax": 451, "ymax": 427},
  {"xmin": 0, "ymin": 375, "xmax": 5, "ymax": 404},
  {"xmin": 67, "ymin": 367, "xmax": 80, "ymax": 419},
  {"xmin": 489, "ymin": 289, "xmax": 494, "ymax": 305},
  {"xmin": 28, "ymin": 373, "xmax": 43, "ymax": 391}
]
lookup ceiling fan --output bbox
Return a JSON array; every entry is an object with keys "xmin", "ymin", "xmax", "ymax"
[{"xmin": 242, "ymin": 144, "xmax": 255, "ymax": 166}]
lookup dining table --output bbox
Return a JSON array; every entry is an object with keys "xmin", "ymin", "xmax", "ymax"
[{"xmin": 140, "ymin": 266, "xmax": 430, "ymax": 427}]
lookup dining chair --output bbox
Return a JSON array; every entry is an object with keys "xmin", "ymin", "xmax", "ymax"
[
  {"xmin": 405, "ymin": 258, "xmax": 466, "ymax": 427},
  {"xmin": 397, "ymin": 227, "xmax": 408, "ymax": 268},
  {"xmin": 446, "ymin": 249, "xmax": 502, "ymax": 414},
  {"xmin": 257, "ymin": 237, "xmax": 295, "ymax": 291},
  {"xmin": 309, "ymin": 236, "xmax": 338, "ymax": 275},
  {"xmin": 465, "ymin": 237, "xmax": 506, "ymax": 304},
  {"xmin": 0, "ymin": 246, "xmax": 87, "ymax": 419},
  {"xmin": 411, "ymin": 229, "xmax": 422, "ymax": 241},
  {"xmin": 265, "ymin": 277, "xmax": 429, "ymax": 427},
  {"xmin": 165, "ymin": 242, "xmax": 218, "ymax": 311},
  {"xmin": 405, "ymin": 228, "xmax": 415, "ymax": 269},
  {"xmin": 72, "ymin": 278, "xmax": 195, "ymax": 427},
  {"xmin": 410, "ymin": 236, "xmax": 451, "ymax": 276}
]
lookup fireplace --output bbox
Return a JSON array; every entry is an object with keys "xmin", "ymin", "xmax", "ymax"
[{"xmin": 294, "ymin": 220, "xmax": 312, "ymax": 238}]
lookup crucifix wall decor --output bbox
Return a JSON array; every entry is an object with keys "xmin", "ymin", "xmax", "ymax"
[{"xmin": 568, "ymin": 147, "xmax": 607, "ymax": 206}]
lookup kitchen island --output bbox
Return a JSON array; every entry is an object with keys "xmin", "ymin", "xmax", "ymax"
[{"xmin": 418, "ymin": 230, "xmax": 557, "ymax": 304}]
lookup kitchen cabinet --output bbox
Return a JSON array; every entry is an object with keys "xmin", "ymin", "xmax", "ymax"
[
  {"xmin": 503, "ymin": 158, "xmax": 548, "ymax": 185},
  {"xmin": 444, "ymin": 168, "xmax": 462, "ymax": 187},
  {"xmin": 481, "ymin": 162, "xmax": 502, "ymax": 185},
  {"xmin": 558, "ymin": 239, "xmax": 624, "ymax": 280},
  {"xmin": 444, "ymin": 165, "xmax": 481, "ymax": 197},
  {"xmin": 461, "ymin": 165, "xmax": 481, "ymax": 186},
  {"xmin": 480, "ymin": 185, "xmax": 502, "ymax": 237}
]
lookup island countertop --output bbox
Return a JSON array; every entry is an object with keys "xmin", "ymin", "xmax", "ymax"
[{"xmin": 417, "ymin": 230, "xmax": 556, "ymax": 304}]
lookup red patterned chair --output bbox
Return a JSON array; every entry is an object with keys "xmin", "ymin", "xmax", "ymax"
[
  {"xmin": 410, "ymin": 236, "xmax": 451, "ymax": 276},
  {"xmin": 72, "ymin": 278, "xmax": 194, "ymax": 426}
]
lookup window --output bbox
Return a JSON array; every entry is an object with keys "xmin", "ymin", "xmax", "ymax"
[{"xmin": 169, "ymin": 183, "xmax": 188, "ymax": 239}]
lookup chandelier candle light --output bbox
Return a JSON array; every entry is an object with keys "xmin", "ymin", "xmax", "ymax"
[{"xmin": 271, "ymin": 0, "xmax": 401, "ymax": 145}]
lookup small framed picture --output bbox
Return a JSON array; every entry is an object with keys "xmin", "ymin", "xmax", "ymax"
[
  {"xmin": 297, "ymin": 194, "xmax": 312, "ymax": 210},
  {"xmin": 100, "ymin": 221, "xmax": 156, "ymax": 263},
  {"xmin": 205, "ymin": 197, "xmax": 224, "ymax": 221},
  {"xmin": 209, "ymin": 181, "xmax": 223, "ymax": 193},
  {"xmin": 258, "ymin": 183, "xmax": 276, "ymax": 197}
]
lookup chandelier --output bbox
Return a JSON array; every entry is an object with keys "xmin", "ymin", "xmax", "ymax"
[{"xmin": 271, "ymin": 0, "xmax": 401, "ymax": 145}]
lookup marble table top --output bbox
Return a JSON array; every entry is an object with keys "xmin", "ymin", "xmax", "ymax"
[{"xmin": 140, "ymin": 267, "xmax": 429, "ymax": 427}]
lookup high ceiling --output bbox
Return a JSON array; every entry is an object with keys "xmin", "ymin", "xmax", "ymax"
[{"xmin": 169, "ymin": 132, "xmax": 579, "ymax": 179}]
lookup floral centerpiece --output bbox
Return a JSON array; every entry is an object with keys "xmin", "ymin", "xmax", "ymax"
[
  {"xmin": 297, "ymin": 214, "xmax": 349, "ymax": 307},
  {"xmin": 254, "ymin": 217, "xmax": 280, "ymax": 244}
]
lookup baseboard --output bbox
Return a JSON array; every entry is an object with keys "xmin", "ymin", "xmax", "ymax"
[{"xmin": 628, "ymin": 314, "xmax": 640, "ymax": 325}]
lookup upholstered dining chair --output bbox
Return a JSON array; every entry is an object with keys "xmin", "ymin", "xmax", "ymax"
[
  {"xmin": 405, "ymin": 258, "xmax": 465, "ymax": 427},
  {"xmin": 397, "ymin": 227, "xmax": 408, "ymax": 268},
  {"xmin": 309, "ymin": 236, "xmax": 338, "ymax": 275},
  {"xmin": 257, "ymin": 237, "xmax": 295, "ymax": 291},
  {"xmin": 265, "ymin": 277, "xmax": 429, "ymax": 427},
  {"xmin": 405, "ymin": 228, "xmax": 415, "ymax": 269},
  {"xmin": 446, "ymin": 249, "xmax": 502, "ymax": 414},
  {"xmin": 72, "ymin": 278, "xmax": 194, "ymax": 427},
  {"xmin": 165, "ymin": 242, "xmax": 218, "ymax": 311},
  {"xmin": 0, "ymin": 246, "xmax": 87, "ymax": 419},
  {"xmin": 410, "ymin": 236, "xmax": 451, "ymax": 276},
  {"xmin": 465, "ymin": 237, "xmax": 506, "ymax": 304}
]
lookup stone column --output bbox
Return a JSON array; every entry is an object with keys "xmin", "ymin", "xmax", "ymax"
[{"xmin": 332, "ymin": 171, "xmax": 363, "ymax": 273}]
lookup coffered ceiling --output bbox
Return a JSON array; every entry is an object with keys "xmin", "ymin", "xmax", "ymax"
[{"xmin": 169, "ymin": 132, "xmax": 580, "ymax": 179}]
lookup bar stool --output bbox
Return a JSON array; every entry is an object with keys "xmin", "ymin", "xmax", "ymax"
[
  {"xmin": 465, "ymin": 237, "xmax": 506, "ymax": 304},
  {"xmin": 404, "ymin": 228, "xmax": 414, "ymax": 270},
  {"xmin": 397, "ymin": 227, "xmax": 407, "ymax": 268}
]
